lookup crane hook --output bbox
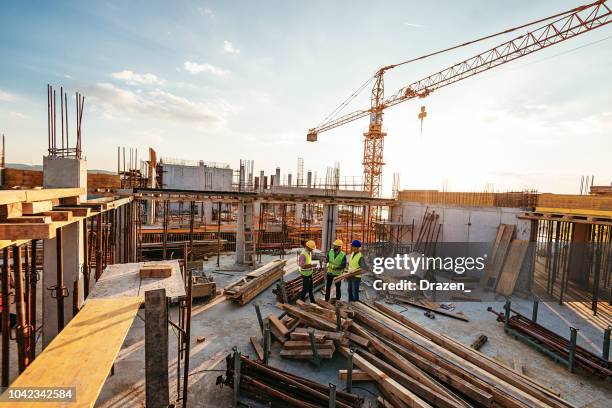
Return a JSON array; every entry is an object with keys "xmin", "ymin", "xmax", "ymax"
[{"xmin": 418, "ymin": 106, "xmax": 427, "ymax": 138}]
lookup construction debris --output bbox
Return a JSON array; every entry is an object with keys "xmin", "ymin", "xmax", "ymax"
[
  {"xmin": 224, "ymin": 259, "xmax": 286, "ymax": 305},
  {"xmin": 470, "ymin": 334, "xmax": 488, "ymax": 350}
]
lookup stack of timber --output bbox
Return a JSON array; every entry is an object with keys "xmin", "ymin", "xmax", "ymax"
[
  {"xmin": 223, "ymin": 352, "xmax": 363, "ymax": 408},
  {"xmin": 224, "ymin": 259, "xmax": 286, "ymax": 305},
  {"xmin": 339, "ymin": 300, "xmax": 575, "ymax": 408},
  {"xmin": 273, "ymin": 268, "xmax": 325, "ymax": 302},
  {"xmin": 489, "ymin": 306, "xmax": 612, "ymax": 378}
]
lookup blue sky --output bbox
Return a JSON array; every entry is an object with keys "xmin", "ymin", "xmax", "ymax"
[{"xmin": 0, "ymin": 0, "xmax": 610, "ymax": 195}]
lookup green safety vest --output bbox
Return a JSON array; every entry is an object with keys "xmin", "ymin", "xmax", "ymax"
[
  {"xmin": 298, "ymin": 249, "xmax": 313, "ymax": 277},
  {"xmin": 348, "ymin": 252, "xmax": 363, "ymax": 279},
  {"xmin": 327, "ymin": 249, "xmax": 346, "ymax": 276}
]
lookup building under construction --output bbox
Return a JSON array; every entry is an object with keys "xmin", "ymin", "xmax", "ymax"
[{"xmin": 0, "ymin": 1, "xmax": 611, "ymax": 408}]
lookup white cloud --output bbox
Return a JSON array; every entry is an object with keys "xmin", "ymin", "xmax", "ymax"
[
  {"xmin": 88, "ymin": 82, "xmax": 228, "ymax": 126},
  {"xmin": 198, "ymin": 7, "xmax": 214, "ymax": 18},
  {"xmin": 0, "ymin": 89, "xmax": 15, "ymax": 102},
  {"xmin": 10, "ymin": 111, "xmax": 26, "ymax": 119},
  {"xmin": 223, "ymin": 40, "xmax": 240, "ymax": 54},
  {"xmin": 183, "ymin": 61, "xmax": 230, "ymax": 76},
  {"xmin": 404, "ymin": 22, "xmax": 424, "ymax": 28},
  {"xmin": 111, "ymin": 70, "xmax": 166, "ymax": 85}
]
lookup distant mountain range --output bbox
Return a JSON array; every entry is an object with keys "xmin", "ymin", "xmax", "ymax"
[{"xmin": 5, "ymin": 163, "xmax": 116, "ymax": 174}]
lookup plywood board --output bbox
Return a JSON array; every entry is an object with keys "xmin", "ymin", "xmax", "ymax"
[
  {"xmin": 0, "ymin": 297, "xmax": 141, "ymax": 408},
  {"xmin": 480, "ymin": 224, "xmax": 515, "ymax": 288},
  {"xmin": 495, "ymin": 240, "xmax": 529, "ymax": 296},
  {"xmin": 88, "ymin": 260, "xmax": 185, "ymax": 301}
]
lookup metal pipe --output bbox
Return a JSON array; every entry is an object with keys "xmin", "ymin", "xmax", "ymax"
[
  {"xmin": 346, "ymin": 350, "xmax": 353, "ymax": 393},
  {"xmin": 568, "ymin": 327, "xmax": 578, "ymax": 373},
  {"xmin": 263, "ymin": 322, "xmax": 270, "ymax": 365},
  {"xmin": 1, "ymin": 248, "xmax": 9, "ymax": 386},
  {"xmin": 13, "ymin": 245, "xmax": 28, "ymax": 372},
  {"xmin": 56, "ymin": 228, "xmax": 65, "ymax": 330},
  {"xmin": 309, "ymin": 330, "xmax": 321, "ymax": 367},
  {"xmin": 532, "ymin": 299, "xmax": 539, "ymax": 323},
  {"xmin": 603, "ymin": 326, "xmax": 611, "ymax": 361},
  {"xmin": 233, "ymin": 349, "xmax": 241, "ymax": 407},
  {"xmin": 253, "ymin": 302, "xmax": 264, "ymax": 336},
  {"xmin": 182, "ymin": 267, "xmax": 192, "ymax": 408},
  {"xmin": 29, "ymin": 240, "xmax": 37, "ymax": 361},
  {"xmin": 328, "ymin": 383, "xmax": 336, "ymax": 408}
]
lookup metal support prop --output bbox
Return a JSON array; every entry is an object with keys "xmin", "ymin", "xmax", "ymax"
[
  {"xmin": 263, "ymin": 322, "xmax": 270, "ymax": 365},
  {"xmin": 309, "ymin": 330, "xmax": 321, "ymax": 367},
  {"xmin": 182, "ymin": 267, "xmax": 193, "ymax": 408},
  {"xmin": 1, "ymin": 248, "xmax": 9, "ymax": 387},
  {"xmin": 233, "ymin": 348, "xmax": 241, "ymax": 408},
  {"xmin": 254, "ymin": 302, "xmax": 264, "ymax": 335},
  {"xmin": 279, "ymin": 274, "xmax": 288, "ymax": 304},
  {"xmin": 56, "ymin": 227, "xmax": 65, "ymax": 331},
  {"xmin": 13, "ymin": 245, "xmax": 29, "ymax": 372},
  {"xmin": 29, "ymin": 240, "xmax": 37, "ymax": 361},
  {"xmin": 346, "ymin": 349, "xmax": 354, "ymax": 393},
  {"xmin": 602, "ymin": 326, "xmax": 610, "ymax": 361},
  {"xmin": 532, "ymin": 299, "xmax": 539, "ymax": 323},
  {"xmin": 328, "ymin": 383, "xmax": 336, "ymax": 408},
  {"xmin": 503, "ymin": 300, "xmax": 511, "ymax": 333},
  {"xmin": 568, "ymin": 327, "xmax": 578, "ymax": 373},
  {"xmin": 335, "ymin": 303, "xmax": 342, "ymax": 332}
]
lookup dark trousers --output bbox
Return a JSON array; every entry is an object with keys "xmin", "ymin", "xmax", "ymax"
[
  {"xmin": 347, "ymin": 278, "xmax": 361, "ymax": 301},
  {"xmin": 325, "ymin": 273, "xmax": 341, "ymax": 302},
  {"xmin": 300, "ymin": 275, "xmax": 315, "ymax": 303}
]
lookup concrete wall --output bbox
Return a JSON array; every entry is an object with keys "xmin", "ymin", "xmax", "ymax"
[
  {"xmin": 161, "ymin": 163, "xmax": 232, "ymax": 191},
  {"xmin": 391, "ymin": 201, "xmax": 531, "ymax": 243}
]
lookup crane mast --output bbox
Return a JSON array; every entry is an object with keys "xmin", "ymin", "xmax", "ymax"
[{"xmin": 307, "ymin": 0, "xmax": 611, "ymax": 200}]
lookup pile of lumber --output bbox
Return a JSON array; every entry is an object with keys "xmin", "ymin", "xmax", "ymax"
[
  {"xmin": 334, "ymin": 300, "xmax": 575, "ymax": 408},
  {"xmin": 273, "ymin": 268, "xmax": 325, "ymax": 302},
  {"xmin": 489, "ymin": 306, "xmax": 612, "ymax": 378},
  {"xmin": 223, "ymin": 352, "xmax": 363, "ymax": 408},
  {"xmin": 224, "ymin": 259, "xmax": 286, "ymax": 305}
]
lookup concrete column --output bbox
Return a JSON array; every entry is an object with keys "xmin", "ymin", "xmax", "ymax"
[
  {"xmin": 321, "ymin": 204, "xmax": 338, "ymax": 252},
  {"xmin": 235, "ymin": 200, "xmax": 254, "ymax": 265},
  {"xmin": 203, "ymin": 202, "xmax": 213, "ymax": 224},
  {"xmin": 307, "ymin": 171, "xmax": 312, "ymax": 188},
  {"xmin": 146, "ymin": 200, "xmax": 156, "ymax": 225},
  {"xmin": 295, "ymin": 203, "xmax": 304, "ymax": 225},
  {"xmin": 42, "ymin": 156, "xmax": 87, "ymax": 347}
]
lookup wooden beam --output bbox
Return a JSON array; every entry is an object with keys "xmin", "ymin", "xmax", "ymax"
[
  {"xmin": 0, "ymin": 223, "xmax": 55, "ymax": 240},
  {"xmin": 5, "ymin": 216, "xmax": 52, "ymax": 224},
  {"xmin": 54, "ymin": 206, "xmax": 90, "ymax": 217},
  {"xmin": 22, "ymin": 201, "xmax": 53, "ymax": 215},
  {"xmin": 338, "ymin": 369, "xmax": 371, "ymax": 382},
  {"xmin": 0, "ymin": 203, "xmax": 22, "ymax": 220},
  {"xmin": 341, "ymin": 347, "xmax": 432, "ymax": 408},
  {"xmin": 41, "ymin": 211, "xmax": 73, "ymax": 222}
]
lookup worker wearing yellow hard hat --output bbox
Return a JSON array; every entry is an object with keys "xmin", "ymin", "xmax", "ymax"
[
  {"xmin": 298, "ymin": 240, "xmax": 317, "ymax": 302},
  {"xmin": 325, "ymin": 239, "xmax": 346, "ymax": 302},
  {"xmin": 347, "ymin": 239, "xmax": 366, "ymax": 302}
]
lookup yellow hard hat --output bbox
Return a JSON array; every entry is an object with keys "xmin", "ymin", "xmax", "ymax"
[
  {"xmin": 305, "ymin": 240, "xmax": 316, "ymax": 250},
  {"xmin": 333, "ymin": 239, "xmax": 343, "ymax": 247}
]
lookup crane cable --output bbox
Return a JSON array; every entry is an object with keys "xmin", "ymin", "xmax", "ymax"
[{"xmin": 316, "ymin": 0, "xmax": 606, "ymax": 126}]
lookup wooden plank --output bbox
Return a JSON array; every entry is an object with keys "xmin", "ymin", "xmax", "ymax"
[
  {"xmin": 54, "ymin": 206, "xmax": 90, "ymax": 217},
  {"xmin": 279, "ymin": 348, "xmax": 333, "ymax": 359},
  {"xmin": 0, "ymin": 223, "xmax": 55, "ymax": 240},
  {"xmin": 495, "ymin": 240, "xmax": 529, "ymax": 296},
  {"xmin": 481, "ymin": 224, "xmax": 515, "ymax": 288},
  {"xmin": 267, "ymin": 314, "xmax": 289, "ymax": 337},
  {"xmin": 290, "ymin": 331, "xmax": 326, "ymax": 343},
  {"xmin": 0, "ymin": 202, "xmax": 22, "ymax": 220},
  {"xmin": 341, "ymin": 347, "xmax": 432, "ymax": 408},
  {"xmin": 22, "ymin": 200, "xmax": 53, "ymax": 215},
  {"xmin": 338, "ymin": 369, "xmax": 371, "ymax": 382},
  {"xmin": 41, "ymin": 211, "xmax": 73, "ymax": 222},
  {"xmin": 0, "ymin": 297, "xmax": 141, "ymax": 408},
  {"xmin": 140, "ymin": 263, "xmax": 173, "ymax": 278},
  {"xmin": 283, "ymin": 340, "xmax": 335, "ymax": 350},
  {"xmin": 145, "ymin": 289, "xmax": 169, "ymax": 408},
  {"xmin": 347, "ymin": 332, "xmax": 370, "ymax": 348},
  {"xmin": 250, "ymin": 336, "xmax": 265, "ymax": 360},
  {"xmin": 4, "ymin": 216, "xmax": 52, "ymax": 224}
]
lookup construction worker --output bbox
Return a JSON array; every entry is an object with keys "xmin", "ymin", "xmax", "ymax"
[
  {"xmin": 347, "ymin": 239, "xmax": 367, "ymax": 302},
  {"xmin": 298, "ymin": 240, "xmax": 317, "ymax": 303},
  {"xmin": 325, "ymin": 239, "xmax": 346, "ymax": 301}
]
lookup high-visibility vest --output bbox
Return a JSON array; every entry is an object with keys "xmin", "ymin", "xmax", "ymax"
[
  {"xmin": 298, "ymin": 250, "xmax": 313, "ymax": 277},
  {"xmin": 327, "ymin": 249, "xmax": 345, "ymax": 276},
  {"xmin": 348, "ymin": 252, "xmax": 363, "ymax": 278}
]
